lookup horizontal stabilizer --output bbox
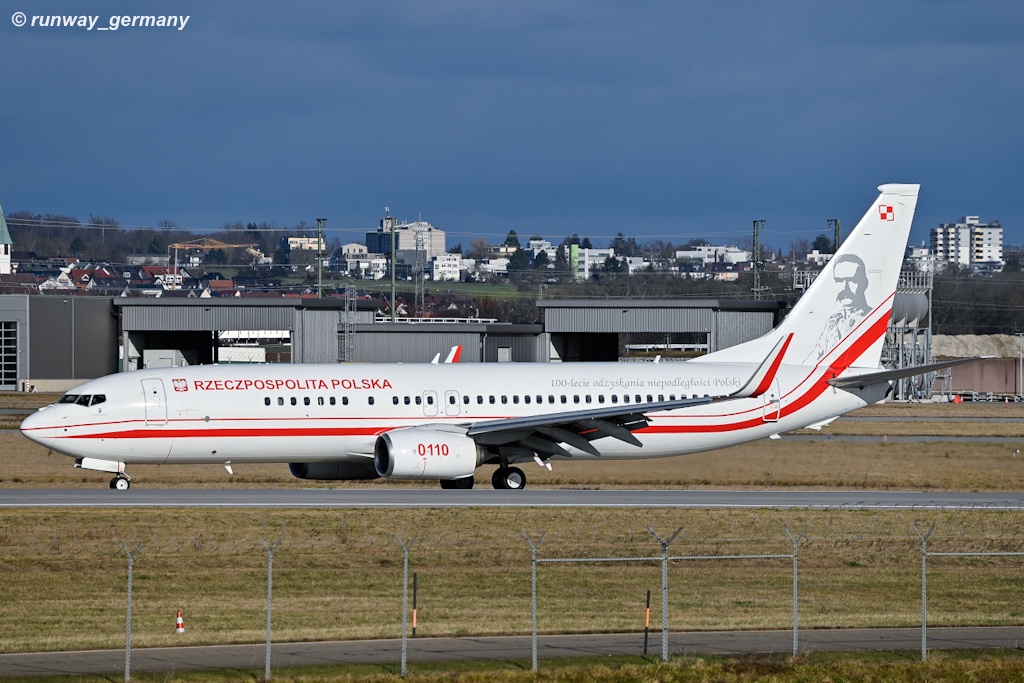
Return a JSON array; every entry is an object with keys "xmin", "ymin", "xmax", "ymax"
[{"xmin": 827, "ymin": 357, "xmax": 983, "ymax": 390}]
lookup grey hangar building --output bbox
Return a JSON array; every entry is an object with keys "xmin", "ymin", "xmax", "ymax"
[{"xmin": 0, "ymin": 295, "xmax": 788, "ymax": 393}]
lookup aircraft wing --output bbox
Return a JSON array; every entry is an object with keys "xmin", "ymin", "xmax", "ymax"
[
  {"xmin": 462, "ymin": 336, "xmax": 791, "ymax": 461},
  {"xmin": 826, "ymin": 357, "xmax": 983, "ymax": 390},
  {"xmin": 465, "ymin": 395, "xmax": 714, "ymax": 458}
]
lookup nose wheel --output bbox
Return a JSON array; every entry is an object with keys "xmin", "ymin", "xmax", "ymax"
[{"xmin": 110, "ymin": 476, "xmax": 131, "ymax": 491}]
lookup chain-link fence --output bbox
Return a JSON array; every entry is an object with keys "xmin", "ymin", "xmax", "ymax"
[{"xmin": 2, "ymin": 507, "xmax": 1023, "ymax": 677}]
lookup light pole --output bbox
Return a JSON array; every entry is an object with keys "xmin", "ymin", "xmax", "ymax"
[
  {"xmin": 315, "ymin": 218, "xmax": 326, "ymax": 299},
  {"xmin": 1017, "ymin": 332, "xmax": 1023, "ymax": 397}
]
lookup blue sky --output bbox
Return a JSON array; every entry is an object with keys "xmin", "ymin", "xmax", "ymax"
[{"xmin": 1, "ymin": 1, "xmax": 1021, "ymax": 250}]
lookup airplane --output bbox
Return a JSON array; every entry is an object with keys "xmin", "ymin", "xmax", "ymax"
[{"xmin": 20, "ymin": 183, "xmax": 976, "ymax": 491}]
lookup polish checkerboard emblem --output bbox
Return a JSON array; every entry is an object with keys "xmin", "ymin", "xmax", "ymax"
[
  {"xmin": 172, "ymin": 379, "xmax": 188, "ymax": 392},
  {"xmin": 879, "ymin": 205, "xmax": 894, "ymax": 221}
]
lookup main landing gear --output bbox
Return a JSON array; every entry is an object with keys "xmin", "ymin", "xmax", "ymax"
[
  {"xmin": 491, "ymin": 466, "xmax": 526, "ymax": 490},
  {"xmin": 109, "ymin": 475, "xmax": 130, "ymax": 490}
]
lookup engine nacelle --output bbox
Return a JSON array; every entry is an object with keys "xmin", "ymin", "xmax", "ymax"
[
  {"xmin": 374, "ymin": 427, "xmax": 482, "ymax": 480},
  {"xmin": 289, "ymin": 460, "xmax": 379, "ymax": 480}
]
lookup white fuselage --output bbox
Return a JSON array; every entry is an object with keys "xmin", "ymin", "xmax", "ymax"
[{"xmin": 20, "ymin": 359, "xmax": 873, "ymax": 466}]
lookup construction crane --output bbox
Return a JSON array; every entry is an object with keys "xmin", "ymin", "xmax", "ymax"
[{"xmin": 168, "ymin": 238, "xmax": 264, "ymax": 264}]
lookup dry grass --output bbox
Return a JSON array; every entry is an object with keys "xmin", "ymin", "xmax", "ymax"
[{"xmin": 2, "ymin": 507, "xmax": 1024, "ymax": 654}]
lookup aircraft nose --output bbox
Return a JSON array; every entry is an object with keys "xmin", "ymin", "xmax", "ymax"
[{"xmin": 19, "ymin": 407, "xmax": 56, "ymax": 445}]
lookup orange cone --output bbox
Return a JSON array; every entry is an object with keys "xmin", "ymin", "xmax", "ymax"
[{"xmin": 176, "ymin": 609, "xmax": 185, "ymax": 634}]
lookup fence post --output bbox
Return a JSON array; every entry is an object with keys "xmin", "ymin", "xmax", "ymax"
[
  {"xmin": 913, "ymin": 524, "xmax": 934, "ymax": 661},
  {"xmin": 783, "ymin": 526, "xmax": 808, "ymax": 657},
  {"xmin": 259, "ymin": 538, "xmax": 283, "ymax": 681},
  {"xmin": 119, "ymin": 542, "xmax": 142, "ymax": 683},
  {"xmin": 521, "ymin": 531, "xmax": 545, "ymax": 673},
  {"xmin": 647, "ymin": 527, "xmax": 683, "ymax": 663},
  {"xmin": 396, "ymin": 534, "xmax": 418, "ymax": 677}
]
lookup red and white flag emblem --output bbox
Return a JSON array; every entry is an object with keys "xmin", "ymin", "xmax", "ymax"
[
  {"xmin": 879, "ymin": 205, "xmax": 894, "ymax": 221},
  {"xmin": 172, "ymin": 379, "xmax": 188, "ymax": 392}
]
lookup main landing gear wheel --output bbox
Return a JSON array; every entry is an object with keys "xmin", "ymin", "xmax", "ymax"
[
  {"xmin": 439, "ymin": 477, "xmax": 474, "ymax": 490},
  {"xmin": 491, "ymin": 466, "xmax": 526, "ymax": 490},
  {"xmin": 110, "ymin": 476, "xmax": 130, "ymax": 491}
]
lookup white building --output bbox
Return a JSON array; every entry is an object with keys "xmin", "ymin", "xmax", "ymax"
[
  {"xmin": 576, "ymin": 248, "xmax": 615, "ymax": 279},
  {"xmin": 284, "ymin": 236, "xmax": 326, "ymax": 252},
  {"xmin": 804, "ymin": 249, "xmax": 833, "ymax": 266},
  {"xmin": 429, "ymin": 253, "xmax": 462, "ymax": 281},
  {"xmin": 674, "ymin": 244, "xmax": 751, "ymax": 266},
  {"xmin": 931, "ymin": 216, "xmax": 1003, "ymax": 273},
  {"xmin": 526, "ymin": 238, "xmax": 558, "ymax": 263},
  {"xmin": 341, "ymin": 242, "xmax": 368, "ymax": 258},
  {"xmin": 346, "ymin": 255, "xmax": 388, "ymax": 280}
]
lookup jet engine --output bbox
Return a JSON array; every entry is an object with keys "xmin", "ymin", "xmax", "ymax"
[
  {"xmin": 289, "ymin": 460, "xmax": 380, "ymax": 480},
  {"xmin": 374, "ymin": 427, "xmax": 483, "ymax": 480}
]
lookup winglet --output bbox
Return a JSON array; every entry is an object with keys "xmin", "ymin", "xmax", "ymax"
[
  {"xmin": 730, "ymin": 333, "xmax": 793, "ymax": 399},
  {"xmin": 444, "ymin": 345, "xmax": 463, "ymax": 363}
]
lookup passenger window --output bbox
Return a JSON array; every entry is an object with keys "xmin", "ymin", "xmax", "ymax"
[
  {"xmin": 501, "ymin": 396, "xmax": 507, "ymax": 404},
  {"xmin": 91, "ymin": 395, "xmax": 106, "ymax": 406},
  {"xmin": 524, "ymin": 395, "xmax": 531, "ymax": 404},
  {"xmin": 623, "ymin": 395, "xmax": 630, "ymax": 403},
  {"xmin": 404, "ymin": 396, "xmax": 411, "ymax": 405},
  {"xmin": 585, "ymin": 395, "xmax": 592, "ymax": 404},
  {"xmin": 489, "ymin": 396, "xmax": 495, "ymax": 404},
  {"xmin": 560, "ymin": 395, "xmax": 567, "ymax": 404},
  {"xmin": 669, "ymin": 394, "xmax": 676, "ymax": 401},
  {"xmin": 290, "ymin": 397, "xmax": 297, "ymax": 406},
  {"xmin": 304, "ymin": 397, "xmax": 311, "ymax": 406},
  {"xmin": 476, "ymin": 396, "xmax": 483, "ymax": 404},
  {"xmin": 646, "ymin": 395, "xmax": 652, "ymax": 403},
  {"xmin": 573, "ymin": 395, "xmax": 580, "ymax": 404},
  {"xmin": 463, "ymin": 395, "xmax": 470, "ymax": 404},
  {"xmin": 427, "ymin": 396, "xmax": 434, "ymax": 405},
  {"xmin": 393, "ymin": 397, "xmax": 400, "ymax": 405},
  {"xmin": 341, "ymin": 397, "xmax": 347, "ymax": 406},
  {"xmin": 278, "ymin": 397, "xmax": 284, "ymax": 406},
  {"xmin": 368, "ymin": 397, "xmax": 375, "ymax": 405},
  {"xmin": 658, "ymin": 394, "xmax": 664, "ymax": 402},
  {"xmin": 611, "ymin": 395, "xmax": 618, "ymax": 403},
  {"xmin": 330, "ymin": 397, "xmax": 336, "ymax": 406},
  {"xmin": 416, "ymin": 396, "xmax": 422, "ymax": 405},
  {"xmin": 598, "ymin": 395, "xmax": 605, "ymax": 404},
  {"xmin": 265, "ymin": 397, "xmax": 271, "ymax": 406},
  {"xmin": 548, "ymin": 395, "xmax": 555, "ymax": 404},
  {"xmin": 318, "ymin": 397, "xmax": 324, "ymax": 406},
  {"xmin": 536, "ymin": 395, "xmax": 542, "ymax": 404},
  {"xmin": 512, "ymin": 395, "xmax": 519, "ymax": 404},
  {"xmin": 448, "ymin": 395, "xmax": 456, "ymax": 405}
]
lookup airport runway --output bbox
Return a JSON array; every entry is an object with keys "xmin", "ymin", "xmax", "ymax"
[
  {"xmin": 2, "ymin": 627, "xmax": 1023, "ymax": 677},
  {"xmin": 3, "ymin": 488, "xmax": 1024, "ymax": 509}
]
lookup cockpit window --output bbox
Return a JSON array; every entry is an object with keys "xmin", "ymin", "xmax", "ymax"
[{"xmin": 58, "ymin": 394, "xmax": 106, "ymax": 407}]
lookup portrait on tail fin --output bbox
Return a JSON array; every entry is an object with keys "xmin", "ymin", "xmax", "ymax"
[{"xmin": 808, "ymin": 253, "xmax": 873, "ymax": 361}]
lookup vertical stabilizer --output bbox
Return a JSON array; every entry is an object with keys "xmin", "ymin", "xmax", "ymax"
[{"xmin": 696, "ymin": 184, "xmax": 919, "ymax": 370}]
